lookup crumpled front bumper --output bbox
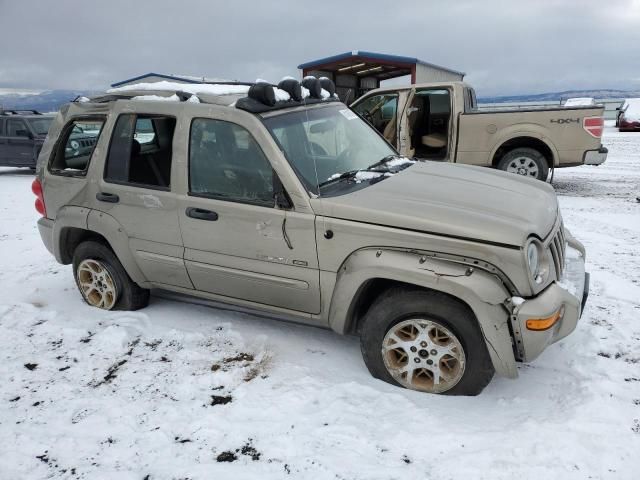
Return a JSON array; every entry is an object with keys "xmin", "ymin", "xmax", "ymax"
[{"xmin": 513, "ymin": 242, "xmax": 589, "ymax": 362}]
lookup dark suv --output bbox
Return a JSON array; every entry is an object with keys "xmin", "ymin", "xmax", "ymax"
[{"xmin": 0, "ymin": 110, "xmax": 53, "ymax": 169}]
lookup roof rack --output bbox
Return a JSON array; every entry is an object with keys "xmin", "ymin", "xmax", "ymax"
[
  {"xmin": 80, "ymin": 76, "xmax": 341, "ymax": 113},
  {"xmin": 0, "ymin": 109, "xmax": 42, "ymax": 116}
]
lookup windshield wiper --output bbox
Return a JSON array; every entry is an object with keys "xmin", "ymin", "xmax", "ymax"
[
  {"xmin": 317, "ymin": 169, "xmax": 361, "ymax": 188},
  {"xmin": 365, "ymin": 154, "xmax": 400, "ymax": 171},
  {"xmin": 318, "ymin": 166, "xmax": 392, "ymax": 189}
]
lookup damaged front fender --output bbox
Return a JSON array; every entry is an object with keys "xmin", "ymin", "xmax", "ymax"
[{"xmin": 329, "ymin": 248, "xmax": 518, "ymax": 378}]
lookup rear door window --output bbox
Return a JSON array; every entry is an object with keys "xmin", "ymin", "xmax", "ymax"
[
  {"xmin": 105, "ymin": 114, "xmax": 176, "ymax": 189},
  {"xmin": 49, "ymin": 118, "xmax": 105, "ymax": 175}
]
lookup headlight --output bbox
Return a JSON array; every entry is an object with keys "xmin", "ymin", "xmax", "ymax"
[
  {"xmin": 70, "ymin": 140, "xmax": 80, "ymax": 150},
  {"xmin": 526, "ymin": 240, "xmax": 543, "ymax": 283}
]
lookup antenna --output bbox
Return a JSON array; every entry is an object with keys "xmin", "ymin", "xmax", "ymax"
[{"xmin": 302, "ymin": 77, "xmax": 328, "ymax": 235}]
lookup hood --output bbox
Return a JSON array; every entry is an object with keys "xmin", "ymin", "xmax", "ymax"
[{"xmin": 313, "ymin": 162, "xmax": 558, "ymax": 247}]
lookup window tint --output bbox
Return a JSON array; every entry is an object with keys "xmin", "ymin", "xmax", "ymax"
[
  {"xmin": 6, "ymin": 118, "xmax": 30, "ymax": 137},
  {"xmin": 105, "ymin": 114, "xmax": 175, "ymax": 189},
  {"xmin": 189, "ymin": 119, "xmax": 274, "ymax": 207},
  {"xmin": 49, "ymin": 118, "xmax": 105, "ymax": 175}
]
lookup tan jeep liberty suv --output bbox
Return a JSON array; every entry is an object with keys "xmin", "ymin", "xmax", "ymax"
[{"xmin": 32, "ymin": 77, "xmax": 589, "ymax": 395}]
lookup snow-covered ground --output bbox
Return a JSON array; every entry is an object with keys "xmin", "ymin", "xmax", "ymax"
[{"xmin": 1, "ymin": 124, "xmax": 639, "ymax": 479}]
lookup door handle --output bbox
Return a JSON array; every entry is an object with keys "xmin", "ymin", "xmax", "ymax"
[
  {"xmin": 186, "ymin": 207, "xmax": 218, "ymax": 221},
  {"xmin": 96, "ymin": 192, "xmax": 119, "ymax": 203}
]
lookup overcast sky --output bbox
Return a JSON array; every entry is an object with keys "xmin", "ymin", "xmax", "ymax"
[{"xmin": 1, "ymin": 0, "xmax": 639, "ymax": 96}]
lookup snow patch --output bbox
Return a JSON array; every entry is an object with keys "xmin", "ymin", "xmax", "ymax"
[
  {"xmin": 354, "ymin": 171, "xmax": 384, "ymax": 183},
  {"xmin": 108, "ymin": 81, "xmax": 250, "ymax": 96},
  {"xmin": 384, "ymin": 157, "xmax": 415, "ymax": 168},
  {"xmin": 511, "ymin": 296, "xmax": 526, "ymax": 307},
  {"xmin": 273, "ymin": 88, "xmax": 290, "ymax": 102},
  {"xmin": 623, "ymin": 98, "xmax": 640, "ymax": 121},
  {"xmin": 131, "ymin": 94, "xmax": 180, "ymax": 102}
]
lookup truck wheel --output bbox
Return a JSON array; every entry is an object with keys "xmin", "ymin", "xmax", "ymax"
[
  {"xmin": 72, "ymin": 241, "xmax": 150, "ymax": 311},
  {"xmin": 497, "ymin": 147, "xmax": 549, "ymax": 181},
  {"xmin": 359, "ymin": 288, "xmax": 494, "ymax": 395}
]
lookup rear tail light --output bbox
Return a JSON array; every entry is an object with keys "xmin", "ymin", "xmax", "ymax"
[
  {"xmin": 31, "ymin": 178, "xmax": 46, "ymax": 217},
  {"xmin": 583, "ymin": 116, "xmax": 604, "ymax": 138}
]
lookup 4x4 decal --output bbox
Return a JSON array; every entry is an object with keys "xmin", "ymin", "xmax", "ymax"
[{"xmin": 550, "ymin": 118, "xmax": 580, "ymax": 124}]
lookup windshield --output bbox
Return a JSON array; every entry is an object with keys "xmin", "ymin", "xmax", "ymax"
[
  {"xmin": 263, "ymin": 105, "xmax": 397, "ymax": 195},
  {"xmin": 27, "ymin": 117, "xmax": 53, "ymax": 135}
]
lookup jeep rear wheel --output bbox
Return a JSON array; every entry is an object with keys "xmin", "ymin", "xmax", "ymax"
[
  {"xmin": 497, "ymin": 147, "xmax": 549, "ymax": 181},
  {"xmin": 76, "ymin": 258, "xmax": 118, "ymax": 309},
  {"xmin": 72, "ymin": 241, "xmax": 149, "ymax": 311},
  {"xmin": 360, "ymin": 288, "xmax": 494, "ymax": 395}
]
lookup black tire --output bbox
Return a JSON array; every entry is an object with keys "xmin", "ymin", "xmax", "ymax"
[
  {"xmin": 360, "ymin": 288, "xmax": 494, "ymax": 396},
  {"xmin": 497, "ymin": 147, "xmax": 549, "ymax": 181},
  {"xmin": 72, "ymin": 240, "xmax": 149, "ymax": 311}
]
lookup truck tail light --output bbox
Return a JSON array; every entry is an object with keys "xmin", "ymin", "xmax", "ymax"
[
  {"xmin": 31, "ymin": 178, "xmax": 46, "ymax": 217},
  {"xmin": 583, "ymin": 116, "xmax": 603, "ymax": 138}
]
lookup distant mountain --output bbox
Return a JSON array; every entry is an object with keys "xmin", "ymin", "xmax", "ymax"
[
  {"xmin": 478, "ymin": 89, "xmax": 640, "ymax": 104},
  {"xmin": 0, "ymin": 90, "xmax": 98, "ymax": 113}
]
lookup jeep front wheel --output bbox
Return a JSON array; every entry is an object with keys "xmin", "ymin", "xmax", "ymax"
[
  {"xmin": 359, "ymin": 288, "xmax": 494, "ymax": 395},
  {"xmin": 497, "ymin": 147, "xmax": 549, "ymax": 181},
  {"xmin": 72, "ymin": 241, "xmax": 149, "ymax": 311}
]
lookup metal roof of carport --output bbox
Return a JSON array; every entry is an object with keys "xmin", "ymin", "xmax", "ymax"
[{"xmin": 298, "ymin": 50, "xmax": 465, "ymax": 81}]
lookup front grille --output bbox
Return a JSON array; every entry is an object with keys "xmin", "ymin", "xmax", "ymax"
[{"xmin": 548, "ymin": 223, "xmax": 567, "ymax": 280}]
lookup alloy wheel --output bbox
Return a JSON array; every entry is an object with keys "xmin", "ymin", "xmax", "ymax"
[
  {"xmin": 381, "ymin": 318, "xmax": 466, "ymax": 393},
  {"xmin": 77, "ymin": 259, "xmax": 117, "ymax": 309}
]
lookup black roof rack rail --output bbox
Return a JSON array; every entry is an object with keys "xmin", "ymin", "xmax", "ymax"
[
  {"xmin": 201, "ymin": 80, "xmax": 255, "ymax": 87},
  {"xmin": 0, "ymin": 109, "xmax": 42, "ymax": 115},
  {"xmin": 86, "ymin": 91, "xmax": 199, "ymax": 104}
]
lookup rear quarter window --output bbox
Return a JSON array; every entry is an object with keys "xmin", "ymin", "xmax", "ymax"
[{"xmin": 48, "ymin": 117, "xmax": 105, "ymax": 176}]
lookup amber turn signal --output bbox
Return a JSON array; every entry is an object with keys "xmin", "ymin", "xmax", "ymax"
[{"xmin": 526, "ymin": 308, "xmax": 563, "ymax": 331}]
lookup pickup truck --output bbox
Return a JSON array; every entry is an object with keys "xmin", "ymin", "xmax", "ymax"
[{"xmin": 351, "ymin": 82, "xmax": 608, "ymax": 181}]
